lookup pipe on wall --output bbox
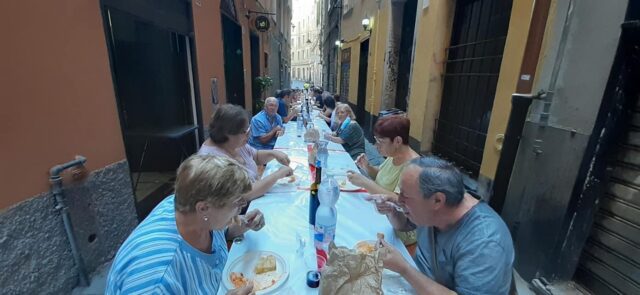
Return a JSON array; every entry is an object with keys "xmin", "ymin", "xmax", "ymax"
[{"xmin": 49, "ymin": 155, "xmax": 90, "ymax": 287}]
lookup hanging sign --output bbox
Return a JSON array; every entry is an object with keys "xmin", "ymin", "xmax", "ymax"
[{"xmin": 255, "ymin": 16, "xmax": 271, "ymax": 32}]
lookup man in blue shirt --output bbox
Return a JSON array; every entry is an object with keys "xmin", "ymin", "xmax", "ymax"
[
  {"xmin": 249, "ymin": 97, "xmax": 284, "ymax": 150},
  {"xmin": 370, "ymin": 157, "xmax": 515, "ymax": 295},
  {"xmin": 277, "ymin": 89, "xmax": 296, "ymax": 123}
]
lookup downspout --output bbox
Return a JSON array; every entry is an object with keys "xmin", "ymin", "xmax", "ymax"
[
  {"xmin": 369, "ymin": 6, "xmax": 382, "ymax": 135},
  {"xmin": 538, "ymin": 0, "xmax": 576, "ymax": 126},
  {"xmin": 50, "ymin": 156, "xmax": 89, "ymax": 287}
]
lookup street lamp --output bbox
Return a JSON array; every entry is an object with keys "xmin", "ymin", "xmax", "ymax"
[{"xmin": 362, "ymin": 18, "xmax": 371, "ymax": 31}]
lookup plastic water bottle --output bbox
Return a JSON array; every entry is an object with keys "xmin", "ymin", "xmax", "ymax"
[
  {"xmin": 317, "ymin": 140, "xmax": 329, "ymax": 171},
  {"xmin": 296, "ymin": 113, "xmax": 304, "ymax": 137},
  {"xmin": 314, "ymin": 175, "xmax": 339, "ymax": 267}
]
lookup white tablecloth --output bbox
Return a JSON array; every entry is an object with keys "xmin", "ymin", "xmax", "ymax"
[{"xmin": 217, "ymin": 114, "xmax": 416, "ymax": 294}]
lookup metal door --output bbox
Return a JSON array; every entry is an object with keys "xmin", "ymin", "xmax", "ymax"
[
  {"xmin": 433, "ymin": 0, "xmax": 513, "ymax": 177},
  {"xmin": 574, "ymin": 17, "xmax": 640, "ymax": 293}
]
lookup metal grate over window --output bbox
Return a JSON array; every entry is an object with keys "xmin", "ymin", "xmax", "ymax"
[{"xmin": 433, "ymin": 0, "xmax": 513, "ymax": 177}]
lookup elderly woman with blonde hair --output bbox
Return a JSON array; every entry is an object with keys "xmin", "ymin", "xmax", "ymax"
[
  {"xmin": 107, "ymin": 155, "xmax": 263, "ymax": 295},
  {"xmin": 324, "ymin": 104, "xmax": 365, "ymax": 160}
]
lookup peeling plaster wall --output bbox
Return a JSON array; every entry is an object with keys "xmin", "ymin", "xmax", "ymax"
[
  {"xmin": 381, "ymin": 0, "xmax": 406, "ymax": 110},
  {"xmin": 0, "ymin": 161, "xmax": 138, "ymax": 294}
]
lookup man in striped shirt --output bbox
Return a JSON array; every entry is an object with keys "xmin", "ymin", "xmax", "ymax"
[{"xmin": 107, "ymin": 155, "xmax": 264, "ymax": 294}]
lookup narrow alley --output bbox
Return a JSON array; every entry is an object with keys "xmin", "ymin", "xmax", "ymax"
[{"xmin": 1, "ymin": 0, "xmax": 639, "ymax": 294}]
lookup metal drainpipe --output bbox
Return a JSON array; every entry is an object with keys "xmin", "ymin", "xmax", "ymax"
[
  {"xmin": 50, "ymin": 155, "xmax": 90, "ymax": 287},
  {"xmin": 539, "ymin": 0, "xmax": 576, "ymax": 126}
]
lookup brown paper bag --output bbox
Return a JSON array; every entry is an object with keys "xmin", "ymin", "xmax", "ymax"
[{"xmin": 319, "ymin": 243, "xmax": 384, "ymax": 295}]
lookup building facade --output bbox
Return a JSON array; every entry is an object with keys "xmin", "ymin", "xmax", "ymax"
[
  {"xmin": 328, "ymin": 0, "xmax": 639, "ymax": 293},
  {"xmin": 264, "ymin": 0, "xmax": 292, "ymax": 93},
  {"xmin": 319, "ymin": 0, "xmax": 342, "ymax": 93},
  {"xmin": 291, "ymin": 0, "xmax": 322, "ymax": 88},
  {"xmin": 0, "ymin": 0, "xmax": 289, "ymax": 293}
]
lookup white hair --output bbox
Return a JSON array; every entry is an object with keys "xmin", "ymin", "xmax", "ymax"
[{"xmin": 265, "ymin": 97, "xmax": 278, "ymax": 106}]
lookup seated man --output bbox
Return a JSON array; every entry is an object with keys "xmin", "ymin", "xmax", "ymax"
[
  {"xmin": 371, "ymin": 157, "xmax": 515, "ymax": 295},
  {"xmin": 277, "ymin": 89, "xmax": 296, "ymax": 123},
  {"xmin": 313, "ymin": 87, "xmax": 324, "ymax": 109},
  {"xmin": 249, "ymin": 97, "xmax": 284, "ymax": 150}
]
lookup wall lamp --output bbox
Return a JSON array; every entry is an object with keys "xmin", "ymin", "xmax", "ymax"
[
  {"xmin": 362, "ymin": 18, "xmax": 371, "ymax": 31},
  {"xmin": 335, "ymin": 40, "xmax": 342, "ymax": 47}
]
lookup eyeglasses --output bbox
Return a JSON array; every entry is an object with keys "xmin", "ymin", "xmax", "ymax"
[
  {"xmin": 232, "ymin": 197, "xmax": 248, "ymax": 208},
  {"xmin": 374, "ymin": 136, "xmax": 386, "ymax": 144},
  {"xmin": 245, "ymin": 126, "xmax": 251, "ymax": 134}
]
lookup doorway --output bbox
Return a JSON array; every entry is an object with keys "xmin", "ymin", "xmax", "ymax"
[
  {"xmin": 573, "ymin": 8, "xmax": 640, "ymax": 293},
  {"xmin": 395, "ymin": 0, "xmax": 418, "ymax": 112},
  {"xmin": 250, "ymin": 33, "xmax": 261, "ymax": 114},
  {"xmin": 433, "ymin": 0, "xmax": 513, "ymax": 177},
  {"xmin": 102, "ymin": 4, "xmax": 200, "ymax": 218},
  {"xmin": 357, "ymin": 39, "xmax": 370, "ymax": 135},
  {"xmin": 222, "ymin": 14, "xmax": 246, "ymax": 107}
]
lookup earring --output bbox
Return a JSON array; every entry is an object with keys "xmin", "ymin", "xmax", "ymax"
[{"xmin": 203, "ymin": 216, "xmax": 209, "ymax": 222}]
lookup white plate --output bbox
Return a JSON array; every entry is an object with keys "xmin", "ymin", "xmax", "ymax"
[
  {"xmin": 223, "ymin": 251, "xmax": 289, "ymax": 294},
  {"xmin": 333, "ymin": 175, "xmax": 362, "ymax": 191}
]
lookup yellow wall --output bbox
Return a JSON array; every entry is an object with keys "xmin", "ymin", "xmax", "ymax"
[
  {"xmin": 340, "ymin": 29, "xmax": 372, "ymax": 106},
  {"xmin": 340, "ymin": 1, "xmax": 386, "ymax": 110},
  {"xmin": 342, "ymin": 41, "xmax": 360, "ymax": 105},
  {"xmin": 406, "ymin": 0, "xmax": 455, "ymax": 151},
  {"xmin": 338, "ymin": 1, "xmax": 389, "ymax": 115},
  {"xmin": 365, "ymin": 3, "xmax": 390, "ymax": 114},
  {"xmin": 478, "ymin": 0, "xmax": 535, "ymax": 180}
]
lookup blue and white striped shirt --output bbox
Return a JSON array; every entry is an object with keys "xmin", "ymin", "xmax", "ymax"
[{"xmin": 106, "ymin": 196, "xmax": 228, "ymax": 294}]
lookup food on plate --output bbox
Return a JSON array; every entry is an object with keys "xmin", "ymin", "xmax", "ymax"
[
  {"xmin": 253, "ymin": 271, "xmax": 282, "ymax": 291},
  {"xmin": 339, "ymin": 178, "xmax": 348, "ymax": 187},
  {"xmin": 355, "ymin": 241, "xmax": 376, "ymax": 255},
  {"xmin": 227, "ymin": 253, "xmax": 285, "ymax": 292},
  {"xmin": 254, "ymin": 255, "xmax": 277, "ymax": 274},
  {"xmin": 230, "ymin": 272, "xmax": 249, "ymax": 288},
  {"xmin": 287, "ymin": 175, "xmax": 297, "ymax": 183},
  {"xmin": 355, "ymin": 233, "xmax": 386, "ymax": 254}
]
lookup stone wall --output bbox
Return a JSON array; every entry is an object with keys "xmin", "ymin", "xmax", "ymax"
[{"xmin": 0, "ymin": 161, "xmax": 138, "ymax": 294}]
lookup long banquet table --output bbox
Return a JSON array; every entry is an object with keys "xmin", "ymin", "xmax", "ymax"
[{"xmin": 217, "ymin": 113, "xmax": 416, "ymax": 294}]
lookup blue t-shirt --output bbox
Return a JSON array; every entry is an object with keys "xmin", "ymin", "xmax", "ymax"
[
  {"xmin": 277, "ymin": 98, "xmax": 288, "ymax": 119},
  {"xmin": 249, "ymin": 110, "xmax": 283, "ymax": 150},
  {"xmin": 414, "ymin": 202, "xmax": 514, "ymax": 294},
  {"xmin": 106, "ymin": 196, "xmax": 228, "ymax": 295}
]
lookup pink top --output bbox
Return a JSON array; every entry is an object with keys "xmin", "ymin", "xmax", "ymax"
[{"xmin": 197, "ymin": 143, "xmax": 259, "ymax": 182}]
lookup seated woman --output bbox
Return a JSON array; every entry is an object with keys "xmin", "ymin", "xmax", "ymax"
[
  {"xmin": 107, "ymin": 155, "xmax": 262, "ymax": 295},
  {"xmin": 199, "ymin": 104, "xmax": 293, "ymax": 201},
  {"xmin": 347, "ymin": 115, "xmax": 420, "ymax": 245},
  {"xmin": 324, "ymin": 104, "xmax": 365, "ymax": 160},
  {"xmin": 347, "ymin": 115, "xmax": 420, "ymax": 195}
]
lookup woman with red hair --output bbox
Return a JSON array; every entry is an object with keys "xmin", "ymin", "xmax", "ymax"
[
  {"xmin": 348, "ymin": 115, "xmax": 420, "ymax": 245},
  {"xmin": 347, "ymin": 115, "xmax": 420, "ymax": 196}
]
